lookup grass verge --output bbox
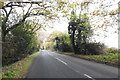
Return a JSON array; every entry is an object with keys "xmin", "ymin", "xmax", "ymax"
[
  {"xmin": 63, "ymin": 52, "xmax": 119, "ymax": 67},
  {"xmin": 1, "ymin": 51, "xmax": 40, "ymax": 78}
]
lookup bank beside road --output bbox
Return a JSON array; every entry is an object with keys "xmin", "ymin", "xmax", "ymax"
[
  {"xmin": 62, "ymin": 52, "xmax": 119, "ymax": 67},
  {"xmin": 2, "ymin": 51, "xmax": 40, "ymax": 78}
]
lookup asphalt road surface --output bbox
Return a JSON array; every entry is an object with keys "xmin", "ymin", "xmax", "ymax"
[{"xmin": 26, "ymin": 50, "xmax": 118, "ymax": 79}]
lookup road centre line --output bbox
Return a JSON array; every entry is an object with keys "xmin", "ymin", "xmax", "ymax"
[
  {"xmin": 55, "ymin": 58, "xmax": 68, "ymax": 65},
  {"xmin": 47, "ymin": 51, "xmax": 53, "ymax": 56},
  {"xmin": 56, "ymin": 57, "xmax": 94, "ymax": 79},
  {"xmin": 47, "ymin": 51, "xmax": 95, "ymax": 79},
  {"xmin": 84, "ymin": 74, "xmax": 95, "ymax": 80},
  {"xmin": 47, "ymin": 51, "xmax": 67, "ymax": 65}
]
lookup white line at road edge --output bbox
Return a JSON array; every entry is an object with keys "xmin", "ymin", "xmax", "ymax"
[
  {"xmin": 84, "ymin": 74, "xmax": 95, "ymax": 80},
  {"xmin": 55, "ymin": 58, "xmax": 68, "ymax": 65}
]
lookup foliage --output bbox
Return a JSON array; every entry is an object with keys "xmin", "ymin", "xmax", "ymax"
[
  {"xmin": 0, "ymin": 1, "xmax": 65, "ymax": 41},
  {"xmin": 47, "ymin": 31, "xmax": 73, "ymax": 52},
  {"xmin": 63, "ymin": 52, "xmax": 119, "ymax": 67},
  {"xmin": 1, "ymin": 0, "xmax": 82, "ymax": 66},
  {"xmin": 47, "ymin": 31, "xmax": 63, "ymax": 42},
  {"xmin": 85, "ymin": 42, "xmax": 107, "ymax": 55},
  {"xmin": 54, "ymin": 33, "xmax": 73, "ymax": 52},
  {"xmin": 1, "ymin": 0, "xmax": 118, "ymax": 66},
  {"xmin": 68, "ymin": 11, "xmax": 93, "ymax": 54},
  {"xmin": 105, "ymin": 47, "xmax": 118, "ymax": 53},
  {"xmin": 90, "ymin": 53, "xmax": 119, "ymax": 60},
  {"xmin": 46, "ymin": 31, "xmax": 63, "ymax": 50},
  {"xmin": 2, "ymin": 52, "xmax": 40, "ymax": 78},
  {"xmin": 2, "ymin": 22, "xmax": 39, "ymax": 66}
]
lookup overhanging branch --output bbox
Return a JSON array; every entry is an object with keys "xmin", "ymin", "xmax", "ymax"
[{"xmin": 0, "ymin": 1, "xmax": 43, "ymax": 9}]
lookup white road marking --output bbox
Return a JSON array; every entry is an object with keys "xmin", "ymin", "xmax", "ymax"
[
  {"xmin": 55, "ymin": 58, "xmax": 67, "ymax": 65},
  {"xmin": 47, "ymin": 51, "xmax": 53, "ymax": 56},
  {"xmin": 47, "ymin": 51, "xmax": 67, "ymax": 65},
  {"xmin": 84, "ymin": 74, "xmax": 95, "ymax": 80},
  {"xmin": 47, "ymin": 51, "xmax": 95, "ymax": 79}
]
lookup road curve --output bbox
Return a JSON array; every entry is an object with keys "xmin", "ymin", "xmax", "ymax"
[{"xmin": 26, "ymin": 50, "xmax": 118, "ymax": 79}]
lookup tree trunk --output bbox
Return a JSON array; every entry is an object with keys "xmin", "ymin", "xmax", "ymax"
[
  {"xmin": 2, "ymin": 29, "xmax": 6, "ymax": 42},
  {"xmin": 71, "ymin": 30, "xmax": 77, "ymax": 54}
]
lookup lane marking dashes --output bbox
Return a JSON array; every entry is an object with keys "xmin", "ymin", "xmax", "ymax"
[
  {"xmin": 55, "ymin": 58, "xmax": 68, "ymax": 65},
  {"xmin": 84, "ymin": 74, "xmax": 95, "ymax": 80},
  {"xmin": 46, "ymin": 51, "xmax": 95, "ymax": 79},
  {"xmin": 47, "ymin": 51, "xmax": 53, "ymax": 56}
]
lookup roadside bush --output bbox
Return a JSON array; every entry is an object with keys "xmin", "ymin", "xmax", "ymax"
[
  {"xmin": 2, "ymin": 24, "xmax": 39, "ymax": 66},
  {"xmin": 105, "ymin": 47, "xmax": 118, "ymax": 53},
  {"xmin": 2, "ymin": 42, "xmax": 18, "ymax": 66},
  {"xmin": 85, "ymin": 42, "xmax": 107, "ymax": 55}
]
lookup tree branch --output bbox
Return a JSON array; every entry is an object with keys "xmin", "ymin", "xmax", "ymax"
[
  {"xmin": 1, "ymin": 1, "xmax": 50, "ymax": 35},
  {"xmin": 32, "ymin": 25, "xmax": 42, "ymax": 33},
  {"xmin": 2, "ymin": 6, "xmax": 12, "ymax": 23},
  {"xmin": 31, "ymin": 23, "xmax": 39, "ymax": 32},
  {"xmin": 1, "ymin": 1, "xmax": 43, "ymax": 9},
  {"xmin": 2, "ymin": 6, "xmax": 13, "ymax": 35},
  {"xmin": 25, "ymin": 3, "xmax": 32, "ymax": 17},
  {"xmin": 2, "ymin": 8, "xmax": 7, "ymax": 16},
  {"xmin": 6, "ymin": 18, "xmax": 25, "ymax": 33},
  {"xmin": 5, "ymin": 4, "xmax": 33, "ymax": 34}
]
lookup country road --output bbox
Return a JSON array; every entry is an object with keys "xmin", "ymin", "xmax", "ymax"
[{"xmin": 26, "ymin": 50, "xmax": 118, "ymax": 79}]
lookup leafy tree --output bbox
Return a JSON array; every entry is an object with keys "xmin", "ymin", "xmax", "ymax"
[
  {"xmin": 0, "ymin": 1, "xmax": 61, "ymax": 41},
  {"xmin": 47, "ymin": 31, "xmax": 72, "ymax": 52},
  {"xmin": 0, "ymin": 0, "xmax": 68, "ymax": 66},
  {"xmin": 68, "ymin": 11, "xmax": 93, "ymax": 54},
  {"xmin": 54, "ymin": 33, "xmax": 73, "ymax": 52},
  {"xmin": 0, "ymin": 0, "xmax": 93, "ymax": 42},
  {"xmin": 2, "ymin": 22, "xmax": 39, "ymax": 66},
  {"xmin": 46, "ymin": 31, "xmax": 63, "ymax": 50},
  {"xmin": 47, "ymin": 31, "xmax": 63, "ymax": 42}
]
